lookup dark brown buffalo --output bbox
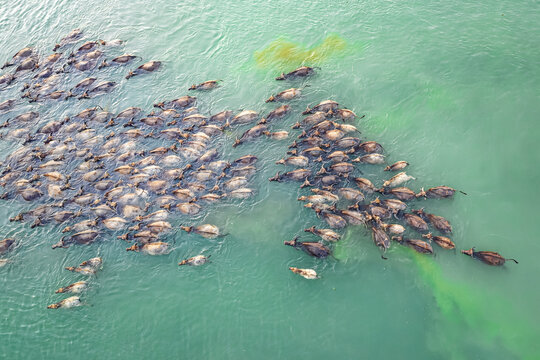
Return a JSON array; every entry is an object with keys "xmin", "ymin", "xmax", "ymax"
[
  {"xmin": 269, "ymin": 169, "xmax": 311, "ymax": 182},
  {"xmin": 126, "ymin": 61, "xmax": 161, "ymax": 79},
  {"xmin": 284, "ymin": 237, "xmax": 330, "ymax": 258},
  {"xmin": 378, "ymin": 187, "xmax": 416, "ymax": 201},
  {"xmin": 189, "ymin": 80, "xmax": 220, "ymax": 91},
  {"xmin": 356, "ymin": 141, "xmax": 384, "ymax": 154},
  {"xmin": 393, "ymin": 236, "xmax": 433, "ymax": 254},
  {"xmin": 0, "ymin": 238, "xmax": 15, "ymax": 254},
  {"xmin": 53, "ymin": 29, "xmax": 83, "ymax": 51},
  {"xmin": 354, "ymin": 177, "xmax": 378, "ymax": 193},
  {"xmin": 52, "ymin": 230, "xmax": 99, "ymax": 249},
  {"xmin": 99, "ymin": 54, "xmax": 140, "ymax": 69},
  {"xmin": 384, "ymin": 161, "xmax": 408, "ymax": 171},
  {"xmin": 422, "ymin": 233, "xmax": 455, "ymax": 249},
  {"xmin": 321, "ymin": 211, "xmax": 347, "ymax": 229},
  {"xmin": 0, "ymin": 99, "xmax": 15, "ymax": 112},
  {"xmin": 417, "ymin": 186, "xmax": 467, "ymax": 198},
  {"xmin": 372, "ymin": 227, "xmax": 390, "ymax": 251},
  {"xmin": 403, "ymin": 213, "xmax": 429, "ymax": 232},
  {"xmin": 461, "ymin": 248, "xmax": 518, "ymax": 266},
  {"xmin": 233, "ymin": 124, "xmax": 267, "ymax": 147},
  {"xmin": 413, "ymin": 209, "xmax": 452, "ymax": 233},
  {"xmin": 275, "ymin": 66, "xmax": 315, "ymax": 80},
  {"xmin": 260, "ymin": 105, "xmax": 290, "ymax": 123},
  {"xmin": 154, "ymin": 95, "xmax": 196, "ymax": 110},
  {"xmin": 0, "ymin": 73, "xmax": 15, "ymax": 87}
]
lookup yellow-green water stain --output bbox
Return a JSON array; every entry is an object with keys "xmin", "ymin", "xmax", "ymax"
[
  {"xmin": 254, "ymin": 34, "xmax": 351, "ymax": 71},
  {"xmin": 413, "ymin": 252, "xmax": 537, "ymax": 359},
  {"xmin": 334, "ymin": 240, "xmax": 537, "ymax": 359}
]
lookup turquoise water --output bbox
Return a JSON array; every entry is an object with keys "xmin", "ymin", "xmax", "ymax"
[{"xmin": 1, "ymin": 0, "xmax": 539, "ymax": 359}]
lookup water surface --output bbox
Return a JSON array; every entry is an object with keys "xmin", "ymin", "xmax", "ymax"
[{"xmin": 0, "ymin": 0, "xmax": 539, "ymax": 359}]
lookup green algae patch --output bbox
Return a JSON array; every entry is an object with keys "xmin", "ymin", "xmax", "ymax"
[
  {"xmin": 254, "ymin": 34, "xmax": 348, "ymax": 71},
  {"xmin": 413, "ymin": 253, "xmax": 537, "ymax": 359}
]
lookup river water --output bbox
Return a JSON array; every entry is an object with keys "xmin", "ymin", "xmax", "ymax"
[{"xmin": 0, "ymin": 0, "xmax": 539, "ymax": 359}]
